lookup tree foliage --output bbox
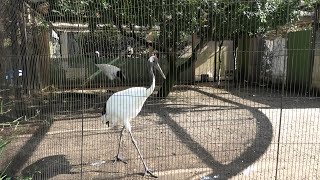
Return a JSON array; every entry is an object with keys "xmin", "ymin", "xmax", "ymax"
[
  {"xmin": 46, "ymin": 0, "xmax": 308, "ymax": 41},
  {"xmin": 44, "ymin": 0, "xmax": 314, "ymax": 96}
]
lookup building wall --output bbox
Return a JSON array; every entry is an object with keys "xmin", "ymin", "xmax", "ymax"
[
  {"xmin": 194, "ymin": 40, "xmax": 234, "ymax": 81},
  {"xmin": 194, "ymin": 41, "xmax": 216, "ymax": 81}
]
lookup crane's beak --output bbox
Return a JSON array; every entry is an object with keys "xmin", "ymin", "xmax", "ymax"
[{"xmin": 155, "ymin": 63, "xmax": 166, "ymax": 79}]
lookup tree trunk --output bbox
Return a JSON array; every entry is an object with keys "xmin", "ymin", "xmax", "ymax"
[
  {"xmin": 157, "ymin": 12, "xmax": 178, "ymax": 98},
  {"xmin": 9, "ymin": 0, "xmax": 21, "ymax": 98},
  {"xmin": 19, "ymin": 2, "xmax": 29, "ymax": 94},
  {"xmin": 157, "ymin": 33, "xmax": 203, "ymax": 97},
  {"xmin": 28, "ymin": 11, "xmax": 41, "ymax": 90},
  {"xmin": 218, "ymin": 40, "xmax": 224, "ymax": 86},
  {"xmin": 8, "ymin": 0, "xmax": 25, "ymax": 118},
  {"xmin": 233, "ymin": 37, "xmax": 238, "ymax": 88},
  {"xmin": 37, "ymin": 27, "xmax": 50, "ymax": 89},
  {"xmin": 214, "ymin": 40, "xmax": 218, "ymax": 82},
  {"xmin": 157, "ymin": 7, "xmax": 179, "ymax": 98},
  {"xmin": 0, "ymin": 26, "xmax": 4, "ymax": 87},
  {"xmin": 157, "ymin": 53, "xmax": 177, "ymax": 97}
]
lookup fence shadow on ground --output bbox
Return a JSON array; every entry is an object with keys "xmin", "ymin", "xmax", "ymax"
[
  {"xmin": 226, "ymin": 86, "xmax": 320, "ymax": 109},
  {"xmin": 154, "ymin": 87, "xmax": 273, "ymax": 179},
  {"xmin": 4, "ymin": 85, "xmax": 274, "ymax": 179}
]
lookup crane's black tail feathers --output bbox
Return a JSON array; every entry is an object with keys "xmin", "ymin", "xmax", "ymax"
[
  {"xmin": 101, "ymin": 104, "xmax": 109, "ymax": 127},
  {"xmin": 101, "ymin": 104, "xmax": 106, "ymax": 116},
  {"xmin": 117, "ymin": 70, "xmax": 126, "ymax": 81}
]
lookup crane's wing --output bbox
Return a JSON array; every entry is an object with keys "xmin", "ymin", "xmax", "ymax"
[
  {"xmin": 95, "ymin": 64, "xmax": 126, "ymax": 81},
  {"xmin": 105, "ymin": 87, "xmax": 149, "ymax": 124}
]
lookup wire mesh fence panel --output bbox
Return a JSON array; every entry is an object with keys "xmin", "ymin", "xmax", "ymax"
[{"xmin": 0, "ymin": 0, "xmax": 320, "ymax": 180}]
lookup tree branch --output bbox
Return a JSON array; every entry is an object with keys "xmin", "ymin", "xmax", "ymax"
[{"xmin": 110, "ymin": 9, "xmax": 166, "ymax": 53}]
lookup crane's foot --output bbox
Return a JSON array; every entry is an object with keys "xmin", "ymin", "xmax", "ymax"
[
  {"xmin": 144, "ymin": 168, "xmax": 158, "ymax": 178},
  {"xmin": 113, "ymin": 155, "xmax": 127, "ymax": 164}
]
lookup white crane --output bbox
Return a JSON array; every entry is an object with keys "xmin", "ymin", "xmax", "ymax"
[{"xmin": 101, "ymin": 54, "xmax": 166, "ymax": 178}]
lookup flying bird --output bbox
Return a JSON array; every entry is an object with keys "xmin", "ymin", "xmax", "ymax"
[
  {"xmin": 95, "ymin": 51, "xmax": 126, "ymax": 81},
  {"xmin": 95, "ymin": 63, "xmax": 126, "ymax": 81}
]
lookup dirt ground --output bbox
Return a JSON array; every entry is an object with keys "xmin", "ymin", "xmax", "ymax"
[{"xmin": 1, "ymin": 84, "xmax": 320, "ymax": 180}]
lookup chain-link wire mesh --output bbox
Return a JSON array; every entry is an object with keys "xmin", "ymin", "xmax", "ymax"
[{"xmin": 0, "ymin": 0, "xmax": 320, "ymax": 179}]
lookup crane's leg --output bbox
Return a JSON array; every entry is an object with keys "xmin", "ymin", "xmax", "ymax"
[
  {"xmin": 113, "ymin": 126, "xmax": 127, "ymax": 164},
  {"xmin": 128, "ymin": 131, "xmax": 157, "ymax": 178}
]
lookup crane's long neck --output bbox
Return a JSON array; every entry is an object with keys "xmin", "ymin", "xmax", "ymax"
[{"xmin": 146, "ymin": 66, "xmax": 155, "ymax": 97}]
